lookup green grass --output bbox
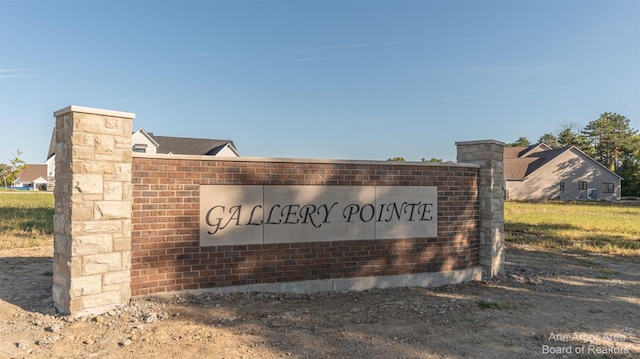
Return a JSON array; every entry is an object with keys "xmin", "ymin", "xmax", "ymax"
[
  {"xmin": 0, "ymin": 192, "xmax": 54, "ymax": 249},
  {"xmin": 505, "ymin": 201, "xmax": 640, "ymax": 256}
]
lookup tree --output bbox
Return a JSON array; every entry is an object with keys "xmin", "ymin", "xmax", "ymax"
[
  {"xmin": 386, "ymin": 157, "xmax": 405, "ymax": 162},
  {"xmin": 0, "ymin": 163, "xmax": 10, "ymax": 187},
  {"xmin": 538, "ymin": 133, "xmax": 561, "ymax": 149},
  {"xmin": 581, "ymin": 112, "xmax": 638, "ymax": 172},
  {"xmin": 0, "ymin": 150, "xmax": 26, "ymax": 187},
  {"xmin": 421, "ymin": 158, "xmax": 443, "ymax": 163},
  {"xmin": 556, "ymin": 124, "xmax": 594, "ymax": 155},
  {"xmin": 506, "ymin": 137, "xmax": 530, "ymax": 147},
  {"xmin": 619, "ymin": 134, "xmax": 640, "ymax": 197}
]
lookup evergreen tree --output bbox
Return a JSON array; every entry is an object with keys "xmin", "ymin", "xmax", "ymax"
[
  {"xmin": 538, "ymin": 133, "xmax": 561, "ymax": 148},
  {"xmin": 557, "ymin": 124, "xmax": 593, "ymax": 155},
  {"xmin": 619, "ymin": 135, "xmax": 640, "ymax": 197},
  {"xmin": 582, "ymin": 112, "xmax": 638, "ymax": 172},
  {"xmin": 507, "ymin": 137, "xmax": 530, "ymax": 147}
]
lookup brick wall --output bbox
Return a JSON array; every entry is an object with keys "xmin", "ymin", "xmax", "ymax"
[{"xmin": 130, "ymin": 157, "xmax": 479, "ymax": 296}]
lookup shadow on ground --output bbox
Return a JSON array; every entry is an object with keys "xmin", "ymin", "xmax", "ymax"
[
  {"xmin": 0, "ymin": 255, "xmax": 54, "ymax": 314},
  {"xmin": 1, "ymin": 246, "xmax": 639, "ymax": 358}
]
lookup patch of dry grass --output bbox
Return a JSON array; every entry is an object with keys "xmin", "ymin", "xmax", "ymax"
[{"xmin": 505, "ymin": 201, "xmax": 640, "ymax": 256}]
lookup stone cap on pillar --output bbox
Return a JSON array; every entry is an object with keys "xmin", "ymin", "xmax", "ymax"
[
  {"xmin": 54, "ymin": 105, "xmax": 136, "ymax": 119},
  {"xmin": 455, "ymin": 139, "xmax": 505, "ymax": 146}
]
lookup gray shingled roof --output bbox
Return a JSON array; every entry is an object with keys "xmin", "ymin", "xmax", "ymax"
[
  {"xmin": 152, "ymin": 136, "xmax": 237, "ymax": 155},
  {"xmin": 504, "ymin": 145, "xmax": 571, "ymax": 179}
]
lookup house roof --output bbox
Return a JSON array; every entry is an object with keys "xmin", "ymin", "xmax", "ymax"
[
  {"xmin": 14, "ymin": 164, "xmax": 48, "ymax": 183},
  {"xmin": 504, "ymin": 143, "xmax": 622, "ymax": 180},
  {"xmin": 47, "ymin": 127, "xmax": 240, "ymax": 159},
  {"xmin": 152, "ymin": 135, "xmax": 239, "ymax": 156},
  {"xmin": 505, "ymin": 144, "xmax": 575, "ymax": 179},
  {"xmin": 517, "ymin": 143, "xmax": 552, "ymax": 157}
]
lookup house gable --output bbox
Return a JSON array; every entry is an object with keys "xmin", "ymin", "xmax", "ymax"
[
  {"xmin": 207, "ymin": 143, "xmax": 241, "ymax": 157},
  {"xmin": 519, "ymin": 143, "xmax": 552, "ymax": 157},
  {"xmin": 132, "ymin": 128, "xmax": 159, "ymax": 154}
]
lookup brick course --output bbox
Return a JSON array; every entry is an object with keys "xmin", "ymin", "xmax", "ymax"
[{"xmin": 131, "ymin": 157, "xmax": 479, "ymax": 296}]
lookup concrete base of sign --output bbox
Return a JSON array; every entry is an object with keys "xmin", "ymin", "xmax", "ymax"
[{"xmin": 142, "ymin": 267, "xmax": 482, "ymax": 298}]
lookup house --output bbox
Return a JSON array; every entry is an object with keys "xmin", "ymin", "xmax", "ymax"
[
  {"xmin": 12, "ymin": 164, "xmax": 48, "ymax": 190},
  {"xmin": 45, "ymin": 127, "xmax": 240, "ymax": 190},
  {"xmin": 130, "ymin": 128, "xmax": 240, "ymax": 156},
  {"xmin": 504, "ymin": 143, "xmax": 622, "ymax": 201}
]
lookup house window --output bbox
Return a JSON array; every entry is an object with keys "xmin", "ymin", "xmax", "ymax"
[
  {"xmin": 579, "ymin": 181, "xmax": 587, "ymax": 190},
  {"xmin": 602, "ymin": 183, "xmax": 615, "ymax": 193},
  {"xmin": 133, "ymin": 144, "xmax": 147, "ymax": 153},
  {"xmin": 559, "ymin": 182, "xmax": 565, "ymax": 191}
]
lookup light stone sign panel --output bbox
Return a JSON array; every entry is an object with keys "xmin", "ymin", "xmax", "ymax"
[
  {"xmin": 200, "ymin": 185, "xmax": 263, "ymax": 246},
  {"xmin": 262, "ymin": 186, "xmax": 376, "ymax": 244},
  {"xmin": 199, "ymin": 185, "xmax": 437, "ymax": 247}
]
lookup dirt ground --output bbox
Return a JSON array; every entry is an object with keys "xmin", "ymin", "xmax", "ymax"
[{"xmin": 0, "ymin": 244, "xmax": 638, "ymax": 359}]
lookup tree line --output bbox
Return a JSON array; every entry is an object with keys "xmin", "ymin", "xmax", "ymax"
[{"xmin": 507, "ymin": 112, "xmax": 640, "ymax": 197}]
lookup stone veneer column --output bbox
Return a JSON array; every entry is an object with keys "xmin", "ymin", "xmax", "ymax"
[
  {"xmin": 52, "ymin": 105, "xmax": 135, "ymax": 316},
  {"xmin": 455, "ymin": 140, "xmax": 505, "ymax": 278}
]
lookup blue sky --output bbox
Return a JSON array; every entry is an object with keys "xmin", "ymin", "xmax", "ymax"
[{"xmin": 1, "ymin": 0, "xmax": 638, "ymax": 164}]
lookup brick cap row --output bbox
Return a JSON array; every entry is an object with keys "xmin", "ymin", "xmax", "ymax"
[
  {"xmin": 455, "ymin": 139, "xmax": 505, "ymax": 146},
  {"xmin": 132, "ymin": 153, "xmax": 481, "ymax": 168}
]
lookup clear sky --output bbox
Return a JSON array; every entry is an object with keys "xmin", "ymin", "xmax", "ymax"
[{"xmin": 1, "ymin": 0, "xmax": 638, "ymax": 165}]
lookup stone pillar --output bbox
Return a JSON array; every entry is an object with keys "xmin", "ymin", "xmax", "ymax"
[
  {"xmin": 455, "ymin": 140, "xmax": 505, "ymax": 278},
  {"xmin": 52, "ymin": 105, "xmax": 135, "ymax": 316}
]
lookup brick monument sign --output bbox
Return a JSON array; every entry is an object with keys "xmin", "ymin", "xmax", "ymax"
[{"xmin": 51, "ymin": 105, "xmax": 504, "ymax": 316}]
